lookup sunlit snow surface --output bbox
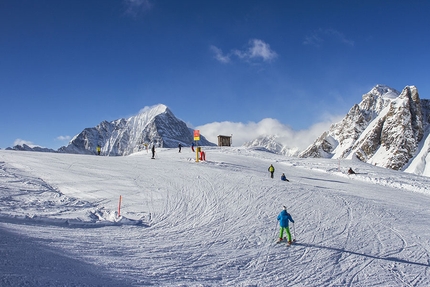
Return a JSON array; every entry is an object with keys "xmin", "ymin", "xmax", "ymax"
[{"xmin": 1, "ymin": 147, "xmax": 430, "ymax": 286}]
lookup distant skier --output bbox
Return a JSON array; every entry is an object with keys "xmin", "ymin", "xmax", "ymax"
[
  {"xmin": 96, "ymin": 145, "xmax": 101, "ymax": 156},
  {"xmin": 281, "ymin": 173, "xmax": 289, "ymax": 182},
  {"xmin": 348, "ymin": 167, "xmax": 356, "ymax": 175},
  {"xmin": 191, "ymin": 142, "xmax": 195, "ymax": 152},
  {"xmin": 178, "ymin": 143, "xmax": 182, "ymax": 153},
  {"xmin": 151, "ymin": 145, "xmax": 156, "ymax": 159},
  {"xmin": 277, "ymin": 206, "xmax": 295, "ymax": 244},
  {"xmin": 268, "ymin": 164, "xmax": 275, "ymax": 179}
]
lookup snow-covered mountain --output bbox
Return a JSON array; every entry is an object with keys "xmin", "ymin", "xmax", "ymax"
[
  {"xmin": 6, "ymin": 144, "xmax": 57, "ymax": 153},
  {"xmin": 299, "ymin": 85, "xmax": 430, "ymax": 176},
  {"xmin": 243, "ymin": 135, "xmax": 300, "ymax": 156},
  {"xmin": 59, "ymin": 104, "xmax": 215, "ymax": 156}
]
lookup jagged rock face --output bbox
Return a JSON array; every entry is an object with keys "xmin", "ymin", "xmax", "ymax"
[
  {"xmin": 299, "ymin": 85, "xmax": 430, "ymax": 172},
  {"xmin": 296, "ymin": 131, "xmax": 332, "ymax": 158},
  {"xmin": 353, "ymin": 118, "xmax": 384, "ymax": 162},
  {"xmin": 59, "ymin": 104, "xmax": 215, "ymax": 156},
  {"xmin": 351, "ymin": 86, "xmax": 424, "ymax": 170},
  {"xmin": 378, "ymin": 86, "xmax": 423, "ymax": 169},
  {"xmin": 299, "ymin": 85, "xmax": 397, "ymax": 159}
]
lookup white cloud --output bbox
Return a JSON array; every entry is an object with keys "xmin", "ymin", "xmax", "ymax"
[
  {"xmin": 196, "ymin": 116, "xmax": 342, "ymax": 151},
  {"xmin": 123, "ymin": 0, "xmax": 152, "ymax": 17},
  {"xmin": 56, "ymin": 136, "xmax": 71, "ymax": 141},
  {"xmin": 303, "ymin": 34, "xmax": 323, "ymax": 47},
  {"xmin": 304, "ymin": 28, "xmax": 354, "ymax": 47},
  {"xmin": 210, "ymin": 46, "xmax": 231, "ymax": 63},
  {"xmin": 243, "ymin": 39, "xmax": 278, "ymax": 61},
  {"xmin": 211, "ymin": 39, "xmax": 278, "ymax": 64}
]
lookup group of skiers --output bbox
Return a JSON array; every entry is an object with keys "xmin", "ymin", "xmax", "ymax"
[
  {"xmin": 268, "ymin": 164, "xmax": 296, "ymax": 244},
  {"xmin": 268, "ymin": 164, "xmax": 289, "ymax": 182},
  {"xmin": 95, "ymin": 141, "xmax": 199, "ymax": 158},
  {"xmin": 151, "ymin": 142, "xmax": 197, "ymax": 159},
  {"xmin": 96, "ymin": 145, "xmax": 295, "ymax": 244}
]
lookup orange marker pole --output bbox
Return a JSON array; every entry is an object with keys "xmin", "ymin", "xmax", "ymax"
[{"xmin": 118, "ymin": 195, "xmax": 122, "ymax": 217}]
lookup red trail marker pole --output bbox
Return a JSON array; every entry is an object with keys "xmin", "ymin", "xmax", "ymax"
[{"xmin": 118, "ymin": 195, "xmax": 122, "ymax": 217}]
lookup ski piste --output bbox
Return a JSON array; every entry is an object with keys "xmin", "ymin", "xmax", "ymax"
[{"xmin": 3, "ymin": 146, "xmax": 430, "ymax": 286}]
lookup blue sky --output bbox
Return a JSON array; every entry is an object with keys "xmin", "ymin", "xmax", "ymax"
[{"xmin": 1, "ymin": 0, "xmax": 430, "ymax": 149}]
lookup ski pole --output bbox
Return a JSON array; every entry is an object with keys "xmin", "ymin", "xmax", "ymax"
[{"xmin": 293, "ymin": 222, "xmax": 296, "ymax": 241}]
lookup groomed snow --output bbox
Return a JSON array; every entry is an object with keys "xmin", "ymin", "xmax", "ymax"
[{"xmin": 1, "ymin": 147, "xmax": 430, "ymax": 286}]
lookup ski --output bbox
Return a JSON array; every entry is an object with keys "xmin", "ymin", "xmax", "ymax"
[{"xmin": 275, "ymin": 238, "xmax": 296, "ymax": 245}]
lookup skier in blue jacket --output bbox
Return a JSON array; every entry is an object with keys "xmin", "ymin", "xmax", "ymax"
[
  {"xmin": 281, "ymin": 173, "xmax": 289, "ymax": 182},
  {"xmin": 277, "ymin": 206, "xmax": 295, "ymax": 244}
]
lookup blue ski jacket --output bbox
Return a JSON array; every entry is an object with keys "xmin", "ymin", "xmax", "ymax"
[{"xmin": 277, "ymin": 210, "xmax": 294, "ymax": 228}]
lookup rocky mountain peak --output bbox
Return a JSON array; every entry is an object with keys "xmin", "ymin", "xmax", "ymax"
[
  {"xmin": 369, "ymin": 84, "xmax": 399, "ymax": 99},
  {"xmin": 59, "ymin": 105, "xmax": 215, "ymax": 156},
  {"xmin": 299, "ymin": 85, "xmax": 430, "ymax": 175}
]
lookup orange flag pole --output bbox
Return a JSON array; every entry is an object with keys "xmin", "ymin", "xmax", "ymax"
[{"xmin": 118, "ymin": 195, "xmax": 122, "ymax": 217}]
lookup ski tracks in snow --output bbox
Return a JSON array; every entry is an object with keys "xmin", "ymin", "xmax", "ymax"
[
  {"xmin": 0, "ymin": 161, "xmax": 97, "ymax": 223},
  {"xmin": 282, "ymin": 168, "xmax": 430, "ymax": 287},
  {"xmin": 1, "ymin": 149, "xmax": 430, "ymax": 286}
]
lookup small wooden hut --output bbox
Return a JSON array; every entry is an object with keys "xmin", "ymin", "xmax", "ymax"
[{"xmin": 218, "ymin": 135, "xmax": 232, "ymax": 147}]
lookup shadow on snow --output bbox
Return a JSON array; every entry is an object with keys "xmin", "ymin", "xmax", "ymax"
[
  {"xmin": 0, "ymin": 226, "xmax": 136, "ymax": 286},
  {"xmin": 300, "ymin": 176, "xmax": 350, "ymax": 185},
  {"xmin": 295, "ymin": 242, "xmax": 430, "ymax": 268}
]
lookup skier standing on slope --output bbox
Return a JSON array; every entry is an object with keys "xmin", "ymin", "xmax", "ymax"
[
  {"xmin": 151, "ymin": 145, "xmax": 156, "ymax": 159},
  {"xmin": 268, "ymin": 164, "xmax": 275, "ymax": 179},
  {"xmin": 96, "ymin": 145, "xmax": 101, "ymax": 156},
  {"xmin": 277, "ymin": 206, "xmax": 295, "ymax": 244}
]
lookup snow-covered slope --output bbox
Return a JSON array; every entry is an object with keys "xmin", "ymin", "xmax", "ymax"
[
  {"xmin": 300, "ymin": 85, "xmax": 430, "ymax": 176},
  {"xmin": 59, "ymin": 104, "xmax": 215, "ymax": 156},
  {"xmin": 1, "ymin": 148, "xmax": 430, "ymax": 286}
]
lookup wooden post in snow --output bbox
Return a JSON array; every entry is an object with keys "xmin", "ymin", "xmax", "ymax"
[{"xmin": 118, "ymin": 195, "xmax": 122, "ymax": 217}]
